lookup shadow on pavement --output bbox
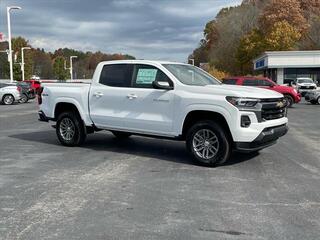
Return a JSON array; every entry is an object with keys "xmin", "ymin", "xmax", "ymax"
[{"xmin": 9, "ymin": 130, "xmax": 257, "ymax": 167}]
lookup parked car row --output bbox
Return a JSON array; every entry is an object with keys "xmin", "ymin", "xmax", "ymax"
[{"xmin": 0, "ymin": 81, "xmax": 38, "ymax": 105}]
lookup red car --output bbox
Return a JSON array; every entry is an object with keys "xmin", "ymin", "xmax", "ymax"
[{"xmin": 222, "ymin": 77, "xmax": 301, "ymax": 107}]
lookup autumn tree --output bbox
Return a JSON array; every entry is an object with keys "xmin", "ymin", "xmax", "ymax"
[
  {"xmin": 236, "ymin": 29, "xmax": 266, "ymax": 74},
  {"xmin": 258, "ymin": 0, "xmax": 308, "ymax": 33},
  {"xmin": 265, "ymin": 21, "xmax": 301, "ymax": 50},
  {"xmin": 299, "ymin": 0, "xmax": 320, "ymax": 17},
  {"xmin": 208, "ymin": 2, "xmax": 260, "ymax": 74}
]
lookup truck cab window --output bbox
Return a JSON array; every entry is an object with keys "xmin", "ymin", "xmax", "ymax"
[
  {"xmin": 99, "ymin": 64, "xmax": 133, "ymax": 87},
  {"xmin": 132, "ymin": 64, "xmax": 171, "ymax": 88}
]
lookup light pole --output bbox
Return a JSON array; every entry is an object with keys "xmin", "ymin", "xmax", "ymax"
[
  {"xmin": 69, "ymin": 56, "xmax": 77, "ymax": 80},
  {"xmin": 7, "ymin": 6, "xmax": 22, "ymax": 83},
  {"xmin": 21, "ymin": 47, "xmax": 31, "ymax": 81}
]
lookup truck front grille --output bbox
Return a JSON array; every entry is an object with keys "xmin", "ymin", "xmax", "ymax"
[
  {"xmin": 300, "ymin": 86, "xmax": 316, "ymax": 90},
  {"xmin": 260, "ymin": 98, "xmax": 287, "ymax": 121}
]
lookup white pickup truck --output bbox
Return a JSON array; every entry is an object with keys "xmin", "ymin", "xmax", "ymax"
[{"xmin": 38, "ymin": 60, "xmax": 288, "ymax": 166}]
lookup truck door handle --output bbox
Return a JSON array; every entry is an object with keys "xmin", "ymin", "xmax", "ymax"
[
  {"xmin": 94, "ymin": 92, "xmax": 104, "ymax": 97},
  {"xmin": 127, "ymin": 94, "xmax": 137, "ymax": 99}
]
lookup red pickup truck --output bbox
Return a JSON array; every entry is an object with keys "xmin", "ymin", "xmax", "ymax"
[{"xmin": 222, "ymin": 77, "xmax": 301, "ymax": 107}]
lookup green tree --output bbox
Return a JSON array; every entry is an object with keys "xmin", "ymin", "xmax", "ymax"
[
  {"xmin": 12, "ymin": 37, "xmax": 33, "ymax": 80},
  {"xmin": 53, "ymin": 56, "xmax": 68, "ymax": 80},
  {"xmin": 32, "ymin": 48, "xmax": 53, "ymax": 79}
]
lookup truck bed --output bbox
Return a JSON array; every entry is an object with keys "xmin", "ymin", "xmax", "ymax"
[{"xmin": 40, "ymin": 82, "xmax": 93, "ymax": 125}]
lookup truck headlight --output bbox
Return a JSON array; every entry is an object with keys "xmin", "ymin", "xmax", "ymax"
[{"xmin": 226, "ymin": 97, "xmax": 260, "ymax": 108}]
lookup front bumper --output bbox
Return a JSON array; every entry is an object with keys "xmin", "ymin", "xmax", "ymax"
[
  {"xmin": 298, "ymin": 88, "xmax": 317, "ymax": 96},
  {"xmin": 294, "ymin": 93, "xmax": 301, "ymax": 103},
  {"xmin": 234, "ymin": 124, "xmax": 288, "ymax": 152}
]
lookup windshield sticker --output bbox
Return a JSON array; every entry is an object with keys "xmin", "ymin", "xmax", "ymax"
[{"xmin": 136, "ymin": 69, "xmax": 157, "ymax": 84}]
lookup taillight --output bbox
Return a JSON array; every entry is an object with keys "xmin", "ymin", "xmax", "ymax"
[{"xmin": 37, "ymin": 87, "xmax": 44, "ymax": 105}]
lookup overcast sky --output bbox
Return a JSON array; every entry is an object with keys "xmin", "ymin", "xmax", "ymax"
[{"xmin": 0, "ymin": 0, "xmax": 241, "ymax": 61}]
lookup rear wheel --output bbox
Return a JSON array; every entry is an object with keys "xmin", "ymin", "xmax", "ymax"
[
  {"xmin": 56, "ymin": 111, "xmax": 86, "ymax": 146},
  {"xmin": 186, "ymin": 120, "xmax": 231, "ymax": 167},
  {"xmin": 111, "ymin": 131, "xmax": 132, "ymax": 139},
  {"xmin": 2, "ymin": 94, "xmax": 14, "ymax": 105},
  {"xmin": 284, "ymin": 95, "xmax": 294, "ymax": 107}
]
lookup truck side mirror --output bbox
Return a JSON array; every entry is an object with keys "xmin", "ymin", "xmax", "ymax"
[{"xmin": 152, "ymin": 80, "xmax": 173, "ymax": 90}]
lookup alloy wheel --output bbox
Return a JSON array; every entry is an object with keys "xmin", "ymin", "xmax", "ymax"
[
  {"xmin": 59, "ymin": 118, "xmax": 76, "ymax": 141},
  {"xmin": 3, "ymin": 95, "xmax": 14, "ymax": 105},
  {"xmin": 192, "ymin": 129, "xmax": 219, "ymax": 160}
]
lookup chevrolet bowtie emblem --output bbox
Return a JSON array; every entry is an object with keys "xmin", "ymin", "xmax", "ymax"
[{"xmin": 276, "ymin": 101, "xmax": 284, "ymax": 108}]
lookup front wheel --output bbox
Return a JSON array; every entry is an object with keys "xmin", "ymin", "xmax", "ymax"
[
  {"xmin": 56, "ymin": 112, "xmax": 86, "ymax": 146},
  {"xmin": 284, "ymin": 95, "xmax": 294, "ymax": 108},
  {"xmin": 317, "ymin": 97, "xmax": 320, "ymax": 105},
  {"xmin": 186, "ymin": 120, "xmax": 231, "ymax": 167}
]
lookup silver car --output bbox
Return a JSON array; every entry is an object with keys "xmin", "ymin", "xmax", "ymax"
[
  {"xmin": 305, "ymin": 90, "xmax": 320, "ymax": 105},
  {"xmin": 0, "ymin": 83, "xmax": 21, "ymax": 105}
]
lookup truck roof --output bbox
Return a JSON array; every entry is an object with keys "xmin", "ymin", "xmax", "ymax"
[{"xmin": 99, "ymin": 60, "xmax": 189, "ymax": 65}]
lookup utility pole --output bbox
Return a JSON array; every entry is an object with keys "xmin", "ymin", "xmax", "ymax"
[
  {"xmin": 21, "ymin": 47, "xmax": 31, "ymax": 81},
  {"xmin": 7, "ymin": 6, "xmax": 22, "ymax": 83}
]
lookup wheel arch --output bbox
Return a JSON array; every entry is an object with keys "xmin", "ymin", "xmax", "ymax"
[
  {"xmin": 181, "ymin": 110, "xmax": 233, "ymax": 141},
  {"xmin": 54, "ymin": 102, "xmax": 83, "ymax": 121}
]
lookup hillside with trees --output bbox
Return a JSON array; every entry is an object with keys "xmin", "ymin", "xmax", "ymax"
[
  {"xmin": 190, "ymin": 0, "xmax": 320, "ymax": 76},
  {"xmin": 0, "ymin": 37, "xmax": 135, "ymax": 80}
]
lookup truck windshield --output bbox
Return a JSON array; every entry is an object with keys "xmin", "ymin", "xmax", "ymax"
[
  {"xmin": 163, "ymin": 64, "xmax": 221, "ymax": 86},
  {"xmin": 297, "ymin": 79, "xmax": 313, "ymax": 83}
]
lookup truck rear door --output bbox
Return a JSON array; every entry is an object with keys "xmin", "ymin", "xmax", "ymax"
[{"xmin": 89, "ymin": 64, "xmax": 133, "ymax": 129}]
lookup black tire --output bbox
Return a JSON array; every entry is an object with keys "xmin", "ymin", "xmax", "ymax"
[
  {"xmin": 2, "ymin": 94, "xmax": 15, "ymax": 105},
  {"xmin": 56, "ymin": 111, "xmax": 86, "ymax": 146},
  {"xmin": 317, "ymin": 97, "xmax": 320, "ymax": 105},
  {"xmin": 310, "ymin": 100, "xmax": 317, "ymax": 105},
  {"xmin": 19, "ymin": 94, "xmax": 29, "ymax": 103},
  {"xmin": 186, "ymin": 120, "xmax": 232, "ymax": 167},
  {"xmin": 284, "ymin": 95, "xmax": 294, "ymax": 108},
  {"xmin": 111, "ymin": 131, "xmax": 132, "ymax": 139}
]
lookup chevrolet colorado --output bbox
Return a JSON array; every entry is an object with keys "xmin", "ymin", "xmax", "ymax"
[{"xmin": 38, "ymin": 60, "xmax": 288, "ymax": 166}]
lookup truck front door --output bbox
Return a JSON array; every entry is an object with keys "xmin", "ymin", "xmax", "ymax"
[{"xmin": 123, "ymin": 64, "xmax": 175, "ymax": 135}]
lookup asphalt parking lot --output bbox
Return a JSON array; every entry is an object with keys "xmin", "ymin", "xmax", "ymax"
[{"xmin": 0, "ymin": 101, "xmax": 319, "ymax": 240}]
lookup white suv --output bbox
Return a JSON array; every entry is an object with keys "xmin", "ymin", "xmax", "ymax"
[
  {"xmin": 0, "ymin": 83, "xmax": 21, "ymax": 105},
  {"xmin": 295, "ymin": 78, "xmax": 317, "ymax": 96},
  {"xmin": 38, "ymin": 60, "xmax": 288, "ymax": 166}
]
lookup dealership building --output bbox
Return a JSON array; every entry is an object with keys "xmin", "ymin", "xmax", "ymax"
[{"xmin": 253, "ymin": 51, "xmax": 320, "ymax": 84}]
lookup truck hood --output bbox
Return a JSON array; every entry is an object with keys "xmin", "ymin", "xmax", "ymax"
[{"xmin": 186, "ymin": 84, "xmax": 283, "ymax": 99}]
